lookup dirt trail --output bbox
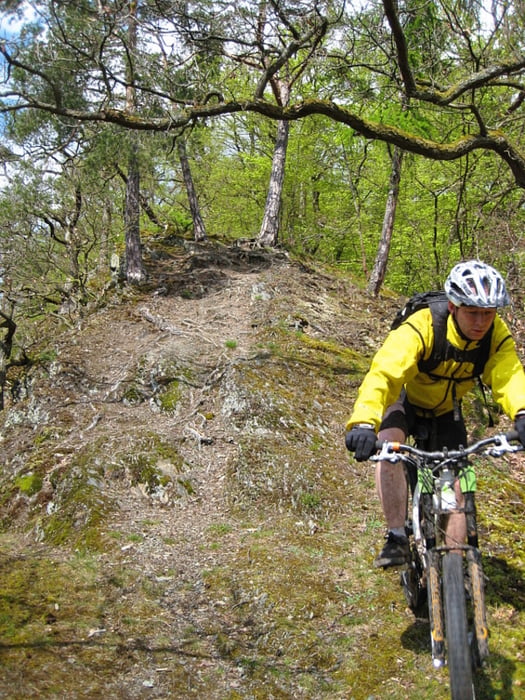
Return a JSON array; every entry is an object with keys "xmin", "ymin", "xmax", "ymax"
[
  {"xmin": 1, "ymin": 242, "xmax": 306, "ymax": 697},
  {"xmin": 3, "ymin": 242, "xmax": 522, "ymax": 699}
]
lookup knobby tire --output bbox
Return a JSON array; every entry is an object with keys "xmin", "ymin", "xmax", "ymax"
[{"xmin": 443, "ymin": 552, "xmax": 475, "ymax": 700}]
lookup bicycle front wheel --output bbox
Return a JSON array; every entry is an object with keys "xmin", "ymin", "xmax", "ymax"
[{"xmin": 443, "ymin": 552, "xmax": 475, "ymax": 700}]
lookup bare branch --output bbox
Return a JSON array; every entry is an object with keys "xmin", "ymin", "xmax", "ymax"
[
  {"xmin": 252, "ymin": 8, "xmax": 328, "ymax": 100},
  {"xmin": 382, "ymin": 0, "xmax": 416, "ymax": 95}
]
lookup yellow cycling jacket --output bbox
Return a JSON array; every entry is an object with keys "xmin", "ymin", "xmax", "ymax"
[{"xmin": 346, "ymin": 308, "xmax": 525, "ymax": 431}]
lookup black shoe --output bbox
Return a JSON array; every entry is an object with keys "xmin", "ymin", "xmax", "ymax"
[{"xmin": 374, "ymin": 532, "xmax": 410, "ymax": 569}]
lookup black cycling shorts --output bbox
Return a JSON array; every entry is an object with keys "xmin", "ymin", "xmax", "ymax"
[{"xmin": 379, "ymin": 391, "xmax": 467, "ymax": 451}]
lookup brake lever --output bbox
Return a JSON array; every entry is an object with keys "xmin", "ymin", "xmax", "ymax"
[
  {"xmin": 370, "ymin": 441, "xmax": 402, "ymax": 463},
  {"xmin": 486, "ymin": 434, "xmax": 524, "ymax": 457}
]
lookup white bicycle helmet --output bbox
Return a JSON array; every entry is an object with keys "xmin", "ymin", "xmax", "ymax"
[{"xmin": 445, "ymin": 260, "xmax": 510, "ymax": 307}]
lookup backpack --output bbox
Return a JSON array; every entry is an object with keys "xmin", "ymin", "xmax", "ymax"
[{"xmin": 391, "ymin": 290, "xmax": 493, "ymax": 379}]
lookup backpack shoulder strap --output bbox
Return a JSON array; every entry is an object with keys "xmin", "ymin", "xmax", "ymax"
[{"xmin": 417, "ymin": 299, "xmax": 449, "ymax": 374}]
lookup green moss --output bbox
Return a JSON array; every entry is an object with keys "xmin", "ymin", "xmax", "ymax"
[
  {"xmin": 122, "ymin": 384, "xmax": 145, "ymax": 404},
  {"xmin": 41, "ymin": 488, "xmax": 109, "ymax": 551},
  {"xmin": 158, "ymin": 379, "xmax": 182, "ymax": 412},
  {"xmin": 194, "ymin": 523, "xmax": 393, "ymax": 693},
  {"xmin": 207, "ymin": 522, "xmax": 233, "ymax": 536},
  {"xmin": 260, "ymin": 325, "xmax": 369, "ymax": 376},
  {"xmin": 300, "ymin": 491, "xmax": 322, "ymax": 510},
  {"xmin": 114, "ymin": 432, "xmax": 194, "ymax": 500},
  {"xmin": 37, "ymin": 348, "xmax": 58, "ymax": 363},
  {"xmin": 296, "ymin": 332, "xmax": 365, "ymax": 368},
  {"xmin": 125, "ymin": 453, "xmax": 161, "ymax": 492},
  {"xmin": 177, "ymin": 476, "xmax": 196, "ymax": 495},
  {"xmin": 33, "ymin": 428, "xmax": 56, "ymax": 445},
  {"xmin": 477, "ymin": 462, "xmax": 525, "ymax": 570},
  {"xmin": 15, "ymin": 473, "xmax": 43, "ymax": 496},
  {"xmin": 0, "ymin": 542, "xmax": 106, "ymax": 647}
]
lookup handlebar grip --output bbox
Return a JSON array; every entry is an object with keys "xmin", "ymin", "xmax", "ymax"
[{"xmin": 506, "ymin": 429, "xmax": 519, "ymax": 442}]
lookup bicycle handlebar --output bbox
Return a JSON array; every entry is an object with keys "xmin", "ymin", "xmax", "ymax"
[{"xmin": 371, "ymin": 430, "xmax": 523, "ymax": 464}]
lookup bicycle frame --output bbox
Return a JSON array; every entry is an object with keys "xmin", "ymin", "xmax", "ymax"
[{"xmin": 372, "ymin": 431, "xmax": 522, "ymax": 700}]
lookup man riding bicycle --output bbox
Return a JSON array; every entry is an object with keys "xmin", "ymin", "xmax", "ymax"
[{"xmin": 345, "ymin": 260, "xmax": 525, "ymax": 568}]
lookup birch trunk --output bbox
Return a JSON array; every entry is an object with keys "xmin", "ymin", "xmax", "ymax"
[
  {"xmin": 177, "ymin": 139, "xmax": 207, "ymax": 242},
  {"xmin": 257, "ymin": 119, "xmax": 290, "ymax": 248},
  {"xmin": 368, "ymin": 146, "xmax": 404, "ymax": 296}
]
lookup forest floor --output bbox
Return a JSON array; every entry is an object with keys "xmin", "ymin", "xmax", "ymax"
[{"xmin": 0, "ymin": 238, "xmax": 523, "ymax": 699}]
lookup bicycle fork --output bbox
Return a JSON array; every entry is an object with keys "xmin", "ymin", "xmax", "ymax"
[
  {"xmin": 420, "ymin": 492, "xmax": 446, "ymax": 667},
  {"xmin": 466, "ymin": 548, "xmax": 489, "ymax": 662},
  {"xmin": 464, "ymin": 492, "xmax": 490, "ymax": 663},
  {"xmin": 427, "ymin": 548, "xmax": 445, "ymax": 666}
]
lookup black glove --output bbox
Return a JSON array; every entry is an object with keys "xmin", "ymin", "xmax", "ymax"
[
  {"xmin": 345, "ymin": 424, "xmax": 377, "ymax": 461},
  {"xmin": 515, "ymin": 412, "xmax": 525, "ymax": 446}
]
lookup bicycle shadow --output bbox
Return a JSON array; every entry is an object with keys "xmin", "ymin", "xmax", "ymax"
[
  {"xmin": 400, "ymin": 555, "xmax": 524, "ymax": 700},
  {"xmin": 401, "ymin": 624, "xmax": 516, "ymax": 699},
  {"xmin": 483, "ymin": 555, "xmax": 525, "ymax": 610}
]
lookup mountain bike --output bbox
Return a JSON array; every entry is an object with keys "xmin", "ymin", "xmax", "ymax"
[{"xmin": 371, "ymin": 430, "xmax": 523, "ymax": 700}]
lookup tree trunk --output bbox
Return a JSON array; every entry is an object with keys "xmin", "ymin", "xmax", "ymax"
[
  {"xmin": 123, "ymin": 0, "xmax": 146, "ymax": 283},
  {"xmin": 367, "ymin": 146, "xmax": 404, "ymax": 296},
  {"xmin": 177, "ymin": 139, "xmax": 207, "ymax": 242},
  {"xmin": 257, "ymin": 119, "xmax": 290, "ymax": 247},
  {"xmin": 0, "ymin": 311, "xmax": 16, "ymax": 411},
  {"xmin": 124, "ymin": 141, "xmax": 146, "ymax": 283},
  {"xmin": 63, "ymin": 183, "xmax": 83, "ymax": 309}
]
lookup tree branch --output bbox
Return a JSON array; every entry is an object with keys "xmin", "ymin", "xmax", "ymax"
[
  {"xmin": 382, "ymin": 0, "xmax": 416, "ymax": 95},
  {"xmin": 381, "ymin": 0, "xmax": 525, "ymax": 107},
  {"xmin": 0, "ymin": 44, "xmax": 64, "ymax": 109},
  {"xmin": 253, "ymin": 12, "xmax": 327, "ymax": 100},
  {"xmin": 413, "ymin": 60, "xmax": 525, "ymax": 105},
  {"xmin": 3, "ymin": 95, "xmax": 524, "ymax": 187}
]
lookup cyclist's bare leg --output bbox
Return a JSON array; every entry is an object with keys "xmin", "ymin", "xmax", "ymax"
[
  {"xmin": 444, "ymin": 481, "xmax": 466, "ymax": 550},
  {"xmin": 376, "ymin": 426, "xmax": 407, "ymax": 530}
]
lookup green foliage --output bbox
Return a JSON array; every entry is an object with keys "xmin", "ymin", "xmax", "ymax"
[
  {"xmin": 372, "ymin": 103, "xmax": 435, "ymax": 139},
  {"xmin": 1, "ymin": 0, "xmax": 525, "ymax": 319}
]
